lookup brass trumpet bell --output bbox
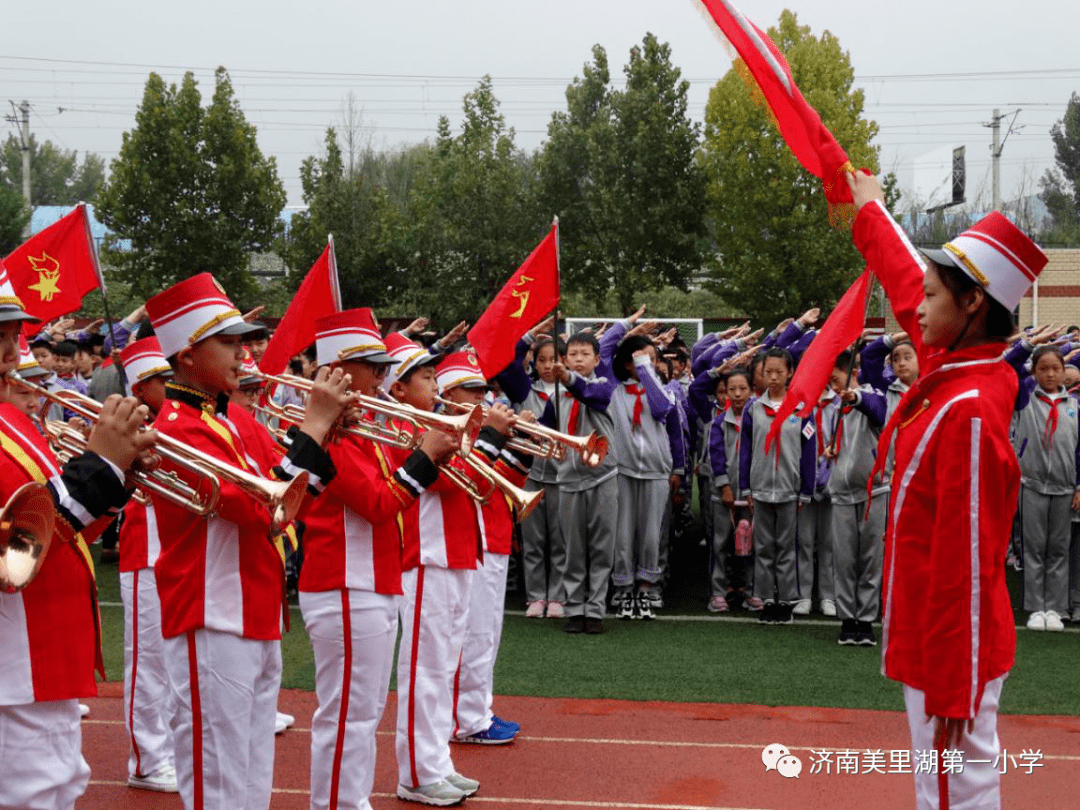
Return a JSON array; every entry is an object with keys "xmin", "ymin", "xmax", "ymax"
[{"xmin": 0, "ymin": 482, "xmax": 56, "ymax": 593}]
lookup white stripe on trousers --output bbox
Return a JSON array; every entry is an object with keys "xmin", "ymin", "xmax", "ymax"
[
  {"xmin": 163, "ymin": 628, "xmax": 280, "ymax": 810},
  {"xmin": 395, "ymin": 566, "xmax": 472, "ymax": 788},
  {"xmin": 903, "ymin": 674, "xmax": 1005, "ymax": 810},
  {"xmin": 120, "ymin": 568, "xmax": 175, "ymax": 780},
  {"xmin": 301, "ymin": 589, "xmax": 398, "ymax": 810},
  {"xmin": 454, "ymin": 552, "xmax": 509, "ymax": 738},
  {"xmin": 0, "ymin": 699, "xmax": 89, "ymax": 810}
]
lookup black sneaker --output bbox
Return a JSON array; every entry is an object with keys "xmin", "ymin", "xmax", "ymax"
[
  {"xmin": 775, "ymin": 603, "xmax": 794, "ymax": 625},
  {"xmin": 856, "ymin": 621, "xmax": 877, "ymax": 647},
  {"xmin": 758, "ymin": 602, "xmax": 774, "ymax": 624},
  {"xmin": 564, "ymin": 615, "xmax": 585, "ymax": 634},
  {"xmin": 635, "ymin": 591, "xmax": 654, "ymax": 621},
  {"xmin": 838, "ymin": 619, "xmax": 858, "ymax": 646},
  {"xmin": 584, "ymin": 618, "xmax": 604, "ymax": 635},
  {"xmin": 616, "ymin": 592, "xmax": 635, "ymax": 620}
]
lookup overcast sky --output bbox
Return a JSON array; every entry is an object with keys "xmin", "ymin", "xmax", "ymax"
[{"xmin": 4, "ymin": 0, "xmax": 1077, "ymax": 209}]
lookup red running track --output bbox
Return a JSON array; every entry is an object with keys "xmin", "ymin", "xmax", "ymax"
[{"xmin": 80, "ymin": 683, "xmax": 1079, "ymax": 809}]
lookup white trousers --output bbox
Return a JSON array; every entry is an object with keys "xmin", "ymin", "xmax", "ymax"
[
  {"xmin": 0, "ymin": 700, "xmax": 89, "ymax": 810},
  {"xmin": 120, "ymin": 568, "xmax": 175, "ymax": 779},
  {"xmin": 453, "ymin": 552, "xmax": 509, "ymax": 738},
  {"xmin": 163, "ymin": 628, "xmax": 281, "ymax": 810},
  {"xmin": 301, "ymin": 589, "xmax": 398, "ymax": 810},
  {"xmin": 395, "ymin": 566, "xmax": 472, "ymax": 788},
  {"xmin": 904, "ymin": 675, "xmax": 1005, "ymax": 810}
]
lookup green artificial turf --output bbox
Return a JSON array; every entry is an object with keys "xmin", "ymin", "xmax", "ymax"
[{"xmin": 91, "ymin": 542, "xmax": 1079, "ymax": 717}]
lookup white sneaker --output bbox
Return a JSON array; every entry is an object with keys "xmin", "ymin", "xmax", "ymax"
[
  {"xmin": 445, "ymin": 772, "xmax": 479, "ymax": 797},
  {"xmin": 128, "ymin": 764, "xmax": 178, "ymax": 793},
  {"xmin": 78, "ymin": 703, "xmax": 90, "ymax": 718},
  {"xmin": 1044, "ymin": 610, "xmax": 1065, "ymax": 632},
  {"xmin": 525, "ymin": 600, "xmax": 545, "ymax": 618},
  {"xmin": 792, "ymin": 599, "xmax": 811, "ymax": 615},
  {"xmin": 820, "ymin": 599, "xmax": 837, "ymax": 617},
  {"xmin": 397, "ymin": 780, "xmax": 467, "ymax": 805},
  {"xmin": 1026, "ymin": 611, "xmax": 1046, "ymax": 630},
  {"xmin": 275, "ymin": 711, "xmax": 295, "ymax": 735}
]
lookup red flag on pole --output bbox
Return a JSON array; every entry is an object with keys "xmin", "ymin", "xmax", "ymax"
[
  {"xmin": 468, "ymin": 222, "xmax": 560, "ymax": 378},
  {"xmin": 764, "ymin": 267, "xmax": 873, "ymax": 454},
  {"xmin": 697, "ymin": 0, "xmax": 857, "ymax": 220},
  {"xmin": 4, "ymin": 205, "xmax": 103, "ymax": 321},
  {"xmin": 258, "ymin": 236, "xmax": 342, "ymax": 375}
]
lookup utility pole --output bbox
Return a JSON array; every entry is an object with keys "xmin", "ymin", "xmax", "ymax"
[
  {"xmin": 5, "ymin": 100, "xmax": 33, "ymax": 236},
  {"xmin": 984, "ymin": 108, "xmax": 1022, "ymax": 213}
]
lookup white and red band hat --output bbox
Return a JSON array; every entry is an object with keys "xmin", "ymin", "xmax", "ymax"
[
  {"xmin": 923, "ymin": 212, "xmax": 1048, "ymax": 312},
  {"xmin": 314, "ymin": 308, "xmax": 393, "ymax": 366},
  {"xmin": 145, "ymin": 272, "xmax": 262, "ymax": 358},
  {"xmin": 237, "ymin": 347, "xmax": 263, "ymax": 388},
  {"xmin": 435, "ymin": 350, "xmax": 488, "ymax": 393},
  {"xmin": 382, "ymin": 332, "xmax": 437, "ymax": 391},
  {"xmin": 0, "ymin": 258, "xmax": 39, "ymax": 324},
  {"xmin": 120, "ymin": 336, "xmax": 172, "ymax": 384},
  {"xmin": 15, "ymin": 336, "xmax": 49, "ymax": 379}
]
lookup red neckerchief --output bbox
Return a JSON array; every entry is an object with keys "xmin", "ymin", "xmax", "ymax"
[
  {"xmin": 814, "ymin": 395, "xmax": 834, "ymax": 456},
  {"xmin": 760, "ymin": 400, "xmax": 785, "ymax": 468},
  {"xmin": 625, "ymin": 383, "xmax": 644, "ymax": 430},
  {"xmin": 564, "ymin": 391, "xmax": 580, "ymax": 435},
  {"xmin": 1035, "ymin": 391, "xmax": 1065, "ymax": 450}
]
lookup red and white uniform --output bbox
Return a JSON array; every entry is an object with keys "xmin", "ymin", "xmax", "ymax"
[
  {"xmin": 299, "ymin": 430, "xmax": 439, "ymax": 810},
  {"xmin": 0, "ymin": 402, "xmax": 130, "ymax": 809},
  {"xmin": 453, "ymin": 444, "xmax": 531, "ymax": 739},
  {"xmin": 855, "ymin": 199, "xmax": 1041, "ymax": 810}
]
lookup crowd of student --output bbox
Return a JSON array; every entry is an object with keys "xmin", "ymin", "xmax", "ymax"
[{"xmin": 4, "ymin": 259, "xmax": 1076, "ymax": 810}]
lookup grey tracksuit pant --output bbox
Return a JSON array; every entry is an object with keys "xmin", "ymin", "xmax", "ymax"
[
  {"xmin": 753, "ymin": 500, "xmax": 798, "ymax": 604},
  {"xmin": 561, "ymin": 477, "xmax": 618, "ymax": 620},
  {"xmin": 1021, "ymin": 486, "xmax": 1071, "ymax": 613},
  {"xmin": 831, "ymin": 498, "xmax": 886, "ymax": 622},
  {"xmin": 796, "ymin": 500, "xmax": 834, "ymax": 603},
  {"xmin": 711, "ymin": 500, "xmax": 752, "ymax": 595},
  {"xmin": 521, "ymin": 481, "xmax": 565, "ymax": 604},
  {"xmin": 612, "ymin": 475, "xmax": 668, "ymax": 589}
]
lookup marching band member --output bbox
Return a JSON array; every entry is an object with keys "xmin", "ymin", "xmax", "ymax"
[
  {"xmin": 0, "ymin": 263, "xmax": 154, "ymax": 809},
  {"xmin": 144, "ymin": 273, "xmax": 350, "ymax": 810},
  {"xmin": 298, "ymin": 309, "xmax": 456, "ymax": 810},
  {"xmin": 848, "ymin": 170, "xmax": 1047, "ymax": 810},
  {"xmin": 116, "ymin": 336, "xmax": 179, "ymax": 792}
]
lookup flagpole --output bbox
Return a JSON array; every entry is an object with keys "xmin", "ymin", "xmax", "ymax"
[
  {"xmin": 551, "ymin": 216, "xmax": 561, "ymax": 428},
  {"xmin": 80, "ymin": 202, "xmax": 126, "ymax": 387},
  {"xmin": 327, "ymin": 233, "xmax": 342, "ymax": 311}
]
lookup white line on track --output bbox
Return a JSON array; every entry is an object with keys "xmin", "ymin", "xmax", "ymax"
[
  {"xmin": 79, "ymin": 720, "xmax": 1080, "ymax": 762},
  {"xmin": 96, "ymin": 602, "xmax": 1080, "ymax": 633}
]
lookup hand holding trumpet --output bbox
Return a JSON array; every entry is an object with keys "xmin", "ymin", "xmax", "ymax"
[{"xmin": 86, "ymin": 394, "xmax": 159, "ymax": 472}]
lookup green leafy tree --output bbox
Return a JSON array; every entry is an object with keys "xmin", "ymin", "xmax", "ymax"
[
  {"xmin": 540, "ymin": 34, "xmax": 707, "ymax": 315},
  {"xmin": 406, "ymin": 76, "xmax": 546, "ymax": 323},
  {"xmin": 1038, "ymin": 92, "xmax": 1080, "ymax": 244},
  {"xmin": 699, "ymin": 10, "xmax": 880, "ymax": 325},
  {"xmin": 96, "ymin": 68, "xmax": 286, "ymax": 307},
  {"xmin": 0, "ymin": 135, "xmax": 106, "ymax": 205},
  {"xmin": 0, "ymin": 183, "xmax": 31, "ymax": 253}
]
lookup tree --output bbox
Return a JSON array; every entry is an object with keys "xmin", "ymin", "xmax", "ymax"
[
  {"xmin": 0, "ymin": 135, "xmax": 106, "ymax": 205},
  {"xmin": 1038, "ymin": 92, "xmax": 1080, "ymax": 244},
  {"xmin": 406, "ymin": 77, "xmax": 546, "ymax": 323},
  {"xmin": 540, "ymin": 34, "xmax": 707, "ymax": 315},
  {"xmin": 96, "ymin": 68, "xmax": 287, "ymax": 307},
  {"xmin": 0, "ymin": 183, "xmax": 31, "ymax": 253},
  {"xmin": 698, "ymin": 11, "xmax": 880, "ymax": 325}
]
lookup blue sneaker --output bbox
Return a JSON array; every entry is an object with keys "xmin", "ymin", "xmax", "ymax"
[
  {"xmin": 453, "ymin": 722, "xmax": 517, "ymax": 745},
  {"xmin": 492, "ymin": 716, "xmax": 521, "ymax": 732}
]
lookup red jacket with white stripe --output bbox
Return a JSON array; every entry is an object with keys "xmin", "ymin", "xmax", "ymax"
[
  {"xmin": 299, "ymin": 433, "xmax": 439, "ymax": 595},
  {"xmin": 119, "ymin": 500, "xmax": 161, "ymax": 573},
  {"xmin": 0, "ymin": 404, "xmax": 130, "ymax": 704},
  {"xmin": 151, "ymin": 384, "xmax": 335, "ymax": 641},
  {"xmin": 475, "ymin": 444, "xmax": 533, "ymax": 556},
  {"xmin": 853, "ymin": 201, "xmax": 1017, "ymax": 720}
]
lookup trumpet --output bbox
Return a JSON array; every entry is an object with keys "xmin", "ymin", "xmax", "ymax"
[
  {"xmin": 436, "ymin": 397, "xmax": 608, "ymax": 468},
  {"xmin": 10, "ymin": 378, "xmax": 309, "ymax": 535},
  {"xmin": 254, "ymin": 371, "xmax": 484, "ymax": 454},
  {"xmin": 0, "ymin": 483, "xmax": 56, "ymax": 593},
  {"xmin": 437, "ymin": 453, "xmax": 545, "ymax": 523}
]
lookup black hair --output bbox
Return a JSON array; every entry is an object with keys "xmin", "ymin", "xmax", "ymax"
[
  {"xmin": 76, "ymin": 339, "xmax": 96, "ymax": 354},
  {"xmin": 761, "ymin": 346, "xmax": 794, "ymax": 372},
  {"xmin": 833, "ymin": 349, "xmax": 856, "ymax": 371},
  {"xmin": 30, "ymin": 339, "xmax": 53, "ymax": 352},
  {"xmin": 288, "ymin": 357, "xmax": 303, "ymax": 375},
  {"xmin": 724, "ymin": 367, "xmax": 753, "ymax": 389},
  {"xmin": 748, "ymin": 353, "xmax": 766, "ymax": 379},
  {"xmin": 534, "ymin": 336, "xmax": 566, "ymax": 358},
  {"xmin": 566, "ymin": 331, "xmax": 599, "ymax": 354},
  {"xmin": 1069, "ymin": 326, "xmax": 1080, "ymax": 334},
  {"xmin": 53, "ymin": 340, "xmax": 77, "ymax": 358},
  {"xmin": 1032, "ymin": 345, "xmax": 1065, "ymax": 369},
  {"xmin": 613, "ymin": 335, "xmax": 654, "ymax": 382},
  {"xmin": 302, "ymin": 344, "xmax": 317, "ymax": 362},
  {"xmin": 889, "ymin": 338, "xmax": 916, "ymax": 363},
  {"xmin": 135, "ymin": 320, "xmax": 156, "ymax": 340},
  {"xmin": 397, "ymin": 358, "xmax": 439, "ymax": 386},
  {"xmin": 653, "ymin": 355, "xmax": 672, "ymax": 385},
  {"xmin": 931, "ymin": 261, "xmax": 1015, "ymax": 340}
]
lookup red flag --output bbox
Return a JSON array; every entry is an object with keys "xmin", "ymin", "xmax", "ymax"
[
  {"xmin": 698, "ymin": 0, "xmax": 856, "ymax": 218},
  {"xmin": 259, "ymin": 238, "xmax": 342, "ymax": 375},
  {"xmin": 4, "ymin": 205, "xmax": 103, "ymax": 320},
  {"xmin": 468, "ymin": 222, "xmax": 560, "ymax": 378},
  {"xmin": 764, "ymin": 268, "xmax": 873, "ymax": 454}
]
